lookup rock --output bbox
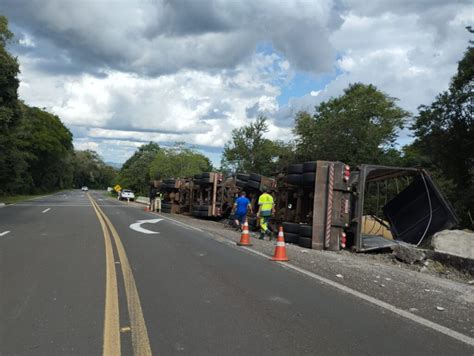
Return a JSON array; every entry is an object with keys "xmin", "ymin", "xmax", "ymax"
[
  {"xmin": 432, "ymin": 230, "xmax": 474, "ymax": 259},
  {"xmin": 409, "ymin": 308, "xmax": 418, "ymax": 312},
  {"xmin": 436, "ymin": 306, "xmax": 445, "ymax": 311},
  {"xmin": 392, "ymin": 244, "xmax": 426, "ymax": 264},
  {"xmin": 336, "ymin": 274, "xmax": 343, "ymax": 278}
]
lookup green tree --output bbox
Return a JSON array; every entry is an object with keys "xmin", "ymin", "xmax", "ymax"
[
  {"xmin": 221, "ymin": 116, "xmax": 291, "ymax": 175},
  {"xmin": 294, "ymin": 83, "xmax": 409, "ymax": 167},
  {"xmin": 73, "ymin": 150, "xmax": 117, "ymax": 189},
  {"xmin": 0, "ymin": 15, "xmax": 27, "ymax": 194},
  {"xmin": 118, "ymin": 142, "xmax": 161, "ymax": 194},
  {"xmin": 18, "ymin": 105, "xmax": 74, "ymax": 192},
  {"xmin": 409, "ymin": 47, "xmax": 474, "ymax": 227},
  {"xmin": 149, "ymin": 143, "xmax": 212, "ymax": 180}
]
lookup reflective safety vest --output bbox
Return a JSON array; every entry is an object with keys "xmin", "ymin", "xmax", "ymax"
[{"xmin": 258, "ymin": 193, "xmax": 274, "ymax": 214}]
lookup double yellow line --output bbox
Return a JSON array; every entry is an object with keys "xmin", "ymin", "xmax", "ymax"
[{"xmin": 88, "ymin": 194, "xmax": 152, "ymax": 356}]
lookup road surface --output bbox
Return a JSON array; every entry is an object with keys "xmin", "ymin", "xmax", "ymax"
[{"xmin": 1, "ymin": 190, "xmax": 472, "ymax": 355}]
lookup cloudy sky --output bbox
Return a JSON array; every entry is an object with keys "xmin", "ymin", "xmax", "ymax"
[{"xmin": 1, "ymin": 0, "xmax": 471, "ymax": 166}]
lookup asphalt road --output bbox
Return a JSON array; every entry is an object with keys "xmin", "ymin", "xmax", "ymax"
[{"xmin": 0, "ymin": 190, "xmax": 472, "ymax": 355}]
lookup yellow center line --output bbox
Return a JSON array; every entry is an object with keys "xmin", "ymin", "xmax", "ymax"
[
  {"xmin": 89, "ymin": 193, "xmax": 153, "ymax": 356},
  {"xmin": 88, "ymin": 193, "xmax": 120, "ymax": 356}
]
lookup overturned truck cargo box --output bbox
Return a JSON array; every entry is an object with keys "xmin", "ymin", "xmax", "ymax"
[{"xmin": 350, "ymin": 165, "xmax": 459, "ymax": 252}]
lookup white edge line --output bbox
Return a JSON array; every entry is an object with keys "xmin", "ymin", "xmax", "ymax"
[
  {"xmin": 0, "ymin": 231, "xmax": 11, "ymax": 237},
  {"xmin": 42, "ymin": 208, "xmax": 51, "ymax": 213},
  {"xmin": 156, "ymin": 214, "xmax": 205, "ymax": 233},
  {"xmin": 155, "ymin": 213, "xmax": 474, "ymax": 347}
]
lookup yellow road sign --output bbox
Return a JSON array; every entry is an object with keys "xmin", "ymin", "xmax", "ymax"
[{"xmin": 114, "ymin": 184, "xmax": 122, "ymax": 192}]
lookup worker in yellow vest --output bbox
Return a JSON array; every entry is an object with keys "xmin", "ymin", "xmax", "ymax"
[{"xmin": 257, "ymin": 187, "xmax": 275, "ymax": 240}]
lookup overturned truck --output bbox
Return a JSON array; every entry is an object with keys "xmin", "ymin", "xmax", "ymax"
[{"xmin": 274, "ymin": 161, "xmax": 458, "ymax": 252}]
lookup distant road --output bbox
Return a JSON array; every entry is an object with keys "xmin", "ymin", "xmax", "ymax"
[{"xmin": 1, "ymin": 190, "xmax": 472, "ymax": 355}]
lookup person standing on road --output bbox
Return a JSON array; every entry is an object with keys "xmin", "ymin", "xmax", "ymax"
[
  {"xmin": 232, "ymin": 191, "xmax": 252, "ymax": 230},
  {"xmin": 257, "ymin": 187, "xmax": 275, "ymax": 240}
]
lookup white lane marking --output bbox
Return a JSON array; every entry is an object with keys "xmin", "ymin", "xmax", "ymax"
[
  {"xmin": 41, "ymin": 208, "xmax": 51, "ymax": 213},
  {"xmin": 156, "ymin": 214, "xmax": 474, "ymax": 347},
  {"xmin": 156, "ymin": 214, "xmax": 205, "ymax": 233},
  {"xmin": 0, "ymin": 231, "xmax": 11, "ymax": 237},
  {"xmin": 129, "ymin": 219, "xmax": 163, "ymax": 234}
]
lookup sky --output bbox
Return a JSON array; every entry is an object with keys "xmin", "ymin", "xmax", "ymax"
[{"xmin": 1, "ymin": 0, "xmax": 472, "ymax": 166}]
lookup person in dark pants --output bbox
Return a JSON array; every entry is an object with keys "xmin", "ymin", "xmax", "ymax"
[{"xmin": 232, "ymin": 191, "xmax": 252, "ymax": 230}]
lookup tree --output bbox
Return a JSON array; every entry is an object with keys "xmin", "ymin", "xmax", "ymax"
[
  {"xmin": 118, "ymin": 142, "xmax": 161, "ymax": 194},
  {"xmin": 294, "ymin": 83, "xmax": 409, "ymax": 167},
  {"xmin": 73, "ymin": 150, "xmax": 116, "ymax": 189},
  {"xmin": 18, "ymin": 105, "xmax": 75, "ymax": 192},
  {"xmin": 409, "ymin": 47, "xmax": 473, "ymax": 227},
  {"xmin": 149, "ymin": 143, "xmax": 212, "ymax": 180},
  {"xmin": 221, "ymin": 116, "xmax": 292, "ymax": 175},
  {"xmin": 0, "ymin": 15, "xmax": 27, "ymax": 194}
]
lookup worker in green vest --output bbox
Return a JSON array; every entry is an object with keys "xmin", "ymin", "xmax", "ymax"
[{"xmin": 256, "ymin": 187, "xmax": 275, "ymax": 240}]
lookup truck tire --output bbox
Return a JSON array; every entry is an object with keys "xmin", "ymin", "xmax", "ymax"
[
  {"xmin": 303, "ymin": 161, "xmax": 317, "ymax": 172},
  {"xmin": 199, "ymin": 204, "xmax": 210, "ymax": 211},
  {"xmin": 286, "ymin": 174, "xmax": 302, "ymax": 185},
  {"xmin": 288, "ymin": 164, "xmax": 303, "ymax": 174},
  {"xmin": 247, "ymin": 217, "xmax": 257, "ymax": 230},
  {"xmin": 283, "ymin": 232, "xmax": 299, "ymax": 244},
  {"xmin": 162, "ymin": 207, "xmax": 172, "ymax": 214},
  {"xmin": 298, "ymin": 236, "xmax": 312, "ymax": 249},
  {"xmin": 282, "ymin": 222, "xmax": 300, "ymax": 234},
  {"xmin": 298, "ymin": 224, "xmax": 312, "ymax": 237},
  {"xmin": 162, "ymin": 202, "xmax": 172, "ymax": 210},
  {"xmin": 302, "ymin": 172, "xmax": 316, "ymax": 185},
  {"xmin": 236, "ymin": 179, "xmax": 246, "ymax": 188},
  {"xmin": 200, "ymin": 177, "xmax": 213, "ymax": 184},
  {"xmin": 249, "ymin": 173, "xmax": 262, "ymax": 182},
  {"xmin": 246, "ymin": 180, "xmax": 260, "ymax": 190},
  {"xmin": 236, "ymin": 173, "xmax": 249, "ymax": 181}
]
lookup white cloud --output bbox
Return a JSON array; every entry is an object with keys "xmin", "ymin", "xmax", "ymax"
[{"xmin": 5, "ymin": 0, "xmax": 471, "ymax": 166}]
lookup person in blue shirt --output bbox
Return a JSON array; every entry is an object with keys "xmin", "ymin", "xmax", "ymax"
[{"xmin": 232, "ymin": 191, "xmax": 252, "ymax": 229}]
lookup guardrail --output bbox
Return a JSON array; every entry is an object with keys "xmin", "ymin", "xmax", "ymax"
[{"xmin": 135, "ymin": 196, "xmax": 149, "ymax": 205}]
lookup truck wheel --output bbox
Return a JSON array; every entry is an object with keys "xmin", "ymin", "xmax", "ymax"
[
  {"xmin": 298, "ymin": 224, "xmax": 312, "ymax": 237},
  {"xmin": 249, "ymin": 173, "xmax": 262, "ymax": 182},
  {"xmin": 302, "ymin": 172, "xmax": 316, "ymax": 185},
  {"xmin": 286, "ymin": 174, "xmax": 302, "ymax": 185},
  {"xmin": 282, "ymin": 222, "xmax": 300, "ymax": 234},
  {"xmin": 246, "ymin": 180, "xmax": 260, "ymax": 190},
  {"xmin": 236, "ymin": 179, "xmax": 246, "ymax": 188},
  {"xmin": 298, "ymin": 236, "xmax": 312, "ymax": 248},
  {"xmin": 236, "ymin": 173, "xmax": 249, "ymax": 181},
  {"xmin": 303, "ymin": 161, "xmax": 317, "ymax": 172},
  {"xmin": 288, "ymin": 164, "xmax": 303, "ymax": 174},
  {"xmin": 283, "ymin": 232, "xmax": 299, "ymax": 244}
]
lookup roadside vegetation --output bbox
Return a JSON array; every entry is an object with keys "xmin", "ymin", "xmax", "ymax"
[
  {"xmin": 0, "ymin": 16, "xmax": 117, "ymax": 197},
  {"xmin": 0, "ymin": 14, "xmax": 471, "ymax": 228}
]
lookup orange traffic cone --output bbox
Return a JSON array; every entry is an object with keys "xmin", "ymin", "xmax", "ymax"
[
  {"xmin": 271, "ymin": 227, "xmax": 289, "ymax": 261},
  {"xmin": 237, "ymin": 220, "xmax": 252, "ymax": 246}
]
